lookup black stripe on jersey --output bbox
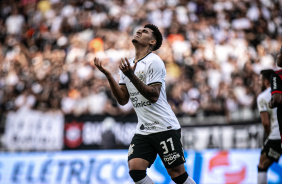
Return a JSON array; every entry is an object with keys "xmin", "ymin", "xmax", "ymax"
[
  {"xmin": 148, "ymin": 82, "xmax": 162, "ymax": 86},
  {"xmin": 119, "ymin": 83, "xmax": 126, "ymax": 85},
  {"xmin": 133, "ymin": 52, "xmax": 152, "ymax": 63}
]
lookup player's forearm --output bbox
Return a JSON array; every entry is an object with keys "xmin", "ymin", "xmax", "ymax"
[
  {"xmin": 263, "ymin": 124, "xmax": 270, "ymax": 136},
  {"xmin": 105, "ymin": 73, "xmax": 129, "ymax": 105},
  {"xmin": 271, "ymin": 94, "xmax": 282, "ymax": 107},
  {"xmin": 260, "ymin": 112, "xmax": 270, "ymax": 136},
  {"xmin": 129, "ymin": 74, "xmax": 159, "ymax": 103}
]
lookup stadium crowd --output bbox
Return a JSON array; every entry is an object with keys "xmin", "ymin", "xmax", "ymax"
[{"xmin": 0, "ymin": 0, "xmax": 281, "ymax": 122}]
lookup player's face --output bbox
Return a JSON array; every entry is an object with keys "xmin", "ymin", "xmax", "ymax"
[
  {"xmin": 259, "ymin": 74, "xmax": 266, "ymax": 91},
  {"xmin": 132, "ymin": 28, "xmax": 155, "ymax": 47}
]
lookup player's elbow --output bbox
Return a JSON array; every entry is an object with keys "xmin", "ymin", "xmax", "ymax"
[
  {"xmin": 118, "ymin": 98, "xmax": 129, "ymax": 106},
  {"xmin": 149, "ymin": 96, "xmax": 159, "ymax": 103},
  {"xmin": 272, "ymin": 94, "xmax": 282, "ymax": 106}
]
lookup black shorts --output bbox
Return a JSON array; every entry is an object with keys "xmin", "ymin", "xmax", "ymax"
[
  {"xmin": 261, "ymin": 139, "xmax": 282, "ymax": 162},
  {"xmin": 128, "ymin": 129, "xmax": 186, "ymax": 169}
]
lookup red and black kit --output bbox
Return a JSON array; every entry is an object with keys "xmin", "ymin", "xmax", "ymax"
[{"xmin": 271, "ymin": 69, "xmax": 282, "ymax": 142}]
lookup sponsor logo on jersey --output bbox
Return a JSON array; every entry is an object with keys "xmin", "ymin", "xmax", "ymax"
[
  {"xmin": 140, "ymin": 124, "xmax": 157, "ymax": 130},
  {"xmin": 140, "ymin": 121, "xmax": 159, "ymax": 130},
  {"xmin": 144, "ymin": 121, "xmax": 159, "ymax": 127},
  {"xmin": 133, "ymin": 100, "xmax": 152, "ymax": 108},
  {"xmin": 129, "ymin": 92, "xmax": 140, "ymax": 96},
  {"xmin": 273, "ymin": 77, "xmax": 277, "ymax": 89}
]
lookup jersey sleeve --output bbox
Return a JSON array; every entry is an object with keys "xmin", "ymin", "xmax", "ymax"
[
  {"xmin": 257, "ymin": 94, "xmax": 268, "ymax": 112},
  {"xmin": 270, "ymin": 73, "xmax": 282, "ymax": 95},
  {"xmin": 118, "ymin": 70, "xmax": 126, "ymax": 85},
  {"xmin": 145, "ymin": 59, "xmax": 164, "ymax": 86}
]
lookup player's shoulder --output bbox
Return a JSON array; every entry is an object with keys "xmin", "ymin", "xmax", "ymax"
[
  {"xmin": 147, "ymin": 53, "xmax": 164, "ymax": 65},
  {"xmin": 148, "ymin": 52, "xmax": 162, "ymax": 60},
  {"xmin": 258, "ymin": 88, "xmax": 271, "ymax": 101},
  {"xmin": 275, "ymin": 69, "xmax": 282, "ymax": 75}
]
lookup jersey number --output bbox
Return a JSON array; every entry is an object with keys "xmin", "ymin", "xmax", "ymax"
[{"xmin": 160, "ymin": 137, "xmax": 175, "ymax": 154}]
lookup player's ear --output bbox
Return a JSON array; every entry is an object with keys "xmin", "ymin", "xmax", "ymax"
[{"xmin": 149, "ymin": 39, "xmax": 156, "ymax": 49}]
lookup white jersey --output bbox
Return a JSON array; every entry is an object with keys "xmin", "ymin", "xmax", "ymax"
[
  {"xmin": 257, "ymin": 87, "xmax": 280, "ymax": 140},
  {"xmin": 119, "ymin": 52, "xmax": 181, "ymax": 135}
]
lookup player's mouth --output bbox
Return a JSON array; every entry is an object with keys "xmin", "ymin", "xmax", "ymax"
[{"xmin": 135, "ymin": 34, "xmax": 141, "ymax": 38}]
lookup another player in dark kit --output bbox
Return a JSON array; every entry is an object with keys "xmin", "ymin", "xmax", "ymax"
[{"xmin": 269, "ymin": 46, "xmax": 282, "ymax": 141}]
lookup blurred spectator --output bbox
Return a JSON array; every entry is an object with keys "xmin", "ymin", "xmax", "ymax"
[{"xmin": 0, "ymin": 0, "xmax": 281, "ymax": 123}]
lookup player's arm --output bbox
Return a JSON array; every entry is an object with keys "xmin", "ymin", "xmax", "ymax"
[
  {"xmin": 119, "ymin": 58, "xmax": 161, "ymax": 103},
  {"xmin": 94, "ymin": 57, "xmax": 129, "ymax": 105},
  {"xmin": 269, "ymin": 73, "xmax": 282, "ymax": 108},
  {"xmin": 260, "ymin": 111, "xmax": 271, "ymax": 136},
  {"xmin": 257, "ymin": 95, "xmax": 271, "ymax": 135},
  {"xmin": 128, "ymin": 74, "xmax": 161, "ymax": 103},
  {"xmin": 269, "ymin": 94, "xmax": 282, "ymax": 108}
]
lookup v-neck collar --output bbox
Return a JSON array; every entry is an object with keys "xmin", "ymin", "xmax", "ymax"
[{"xmin": 133, "ymin": 52, "xmax": 151, "ymax": 63}]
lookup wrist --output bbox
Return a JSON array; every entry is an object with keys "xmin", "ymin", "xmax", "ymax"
[
  {"xmin": 104, "ymin": 71, "xmax": 111, "ymax": 78},
  {"xmin": 126, "ymin": 72, "xmax": 135, "ymax": 80}
]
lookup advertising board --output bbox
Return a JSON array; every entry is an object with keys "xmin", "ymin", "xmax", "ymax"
[{"xmin": 0, "ymin": 150, "xmax": 281, "ymax": 184}]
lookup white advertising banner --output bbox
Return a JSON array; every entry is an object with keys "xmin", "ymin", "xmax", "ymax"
[
  {"xmin": 3, "ymin": 108, "xmax": 64, "ymax": 151},
  {"xmin": 0, "ymin": 149, "xmax": 281, "ymax": 184}
]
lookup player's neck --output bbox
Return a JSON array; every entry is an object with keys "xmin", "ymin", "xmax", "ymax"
[{"xmin": 135, "ymin": 47, "xmax": 151, "ymax": 62}]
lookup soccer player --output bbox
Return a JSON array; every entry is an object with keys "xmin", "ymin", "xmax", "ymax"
[
  {"xmin": 269, "ymin": 46, "xmax": 282, "ymax": 142},
  {"xmin": 257, "ymin": 69, "xmax": 281, "ymax": 184},
  {"xmin": 94, "ymin": 24, "xmax": 196, "ymax": 184}
]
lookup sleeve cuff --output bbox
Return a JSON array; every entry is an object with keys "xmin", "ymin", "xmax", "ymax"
[
  {"xmin": 271, "ymin": 91, "xmax": 282, "ymax": 95},
  {"xmin": 148, "ymin": 82, "xmax": 162, "ymax": 86}
]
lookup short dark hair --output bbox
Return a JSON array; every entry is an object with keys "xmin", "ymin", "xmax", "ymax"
[
  {"xmin": 260, "ymin": 69, "xmax": 275, "ymax": 82},
  {"xmin": 144, "ymin": 24, "xmax": 162, "ymax": 51}
]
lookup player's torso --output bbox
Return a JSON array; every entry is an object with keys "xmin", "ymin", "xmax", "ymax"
[
  {"xmin": 259, "ymin": 88, "xmax": 280, "ymax": 139},
  {"xmin": 123, "ymin": 54, "xmax": 180, "ymax": 135}
]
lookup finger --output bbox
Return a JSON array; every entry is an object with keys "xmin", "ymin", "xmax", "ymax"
[
  {"xmin": 119, "ymin": 60, "xmax": 124, "ymax": 69},
  {"xmin": 125, "ymin": 57, "xmax": 130, "ymax": 66},
  {"xmin": 121, "ymin": 58, "xmax": 127, "ymax": 69},
  {"xmin": 94, "ymin": 57, "xmax": 99, "ymax": 66},
  {"xmin": 123, "ymin": 58, "xmax": 130, "ymax": 70},
  {"xmin": 94, "ymin": 57, "xmax": 97, "ymax": 65},
  {"xmin": 121, "ymin": 58, "xmax": 126, "ymax": 67},
  {"xmin": 119, "ymin": 65, "xmax": 123, "ymax": 71},
  {"xmin": 124, "ymin": 58, "xmax": 131, "ymax": 69}
]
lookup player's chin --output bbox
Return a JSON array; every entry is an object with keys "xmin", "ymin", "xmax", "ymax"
[{"xmin": 132, "ymin": 39, "xmax": 138, "ymax": 43}]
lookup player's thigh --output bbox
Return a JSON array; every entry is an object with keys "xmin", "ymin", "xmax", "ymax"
[
  {"xmin": 128, "ymin": 158, "xmax": 150, "ymax": 170},
  {"xmin": 166, "ymin": 163, "xmax": 186, "ymax": 178},
  {"xmin": 128, "ymin": 134, "xmax": 157, "ymax": 169},
  {"xmin": 258, "ymin": 152, "xmax": 273, "ymax": 169},
  {"xmin": 259, "ymin": 139, "xmax": 281, "ymax": 168},
  {"xmin": 150, "ymin": 129, "xmax": 186, "ymax": 169}
]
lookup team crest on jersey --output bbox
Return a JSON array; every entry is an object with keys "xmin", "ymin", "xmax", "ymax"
[
  {"xmin": 128, "ymin": 144, "xmax": 135, "ymax": 156},
  {"xmin": 136, "ymin": 70, "xmax": 145, "ymax": 83},
  {"xmin": 259, "ymin": 100, "xmax": 265, "ymax": 109}
]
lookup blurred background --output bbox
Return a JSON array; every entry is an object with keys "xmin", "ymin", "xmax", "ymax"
[{"xmin": 0, "ymin": 0, "xmax": 281, "ymax": 183}]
